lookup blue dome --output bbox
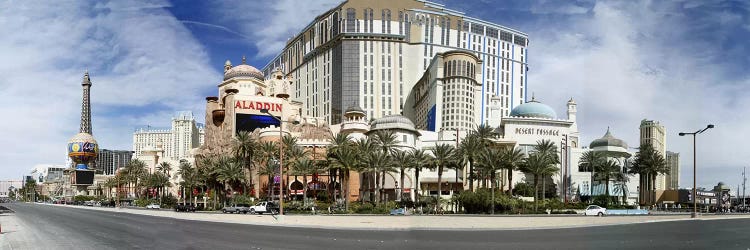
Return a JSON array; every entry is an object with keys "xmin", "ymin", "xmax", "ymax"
[{"xmin": 509, "ymin": 98, "xmax": 557, "ymax": 119}]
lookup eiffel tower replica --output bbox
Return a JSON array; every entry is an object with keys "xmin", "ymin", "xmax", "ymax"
[{"xmin": 67, "ymin": 71, "xmax": 99, "ymax": 196}]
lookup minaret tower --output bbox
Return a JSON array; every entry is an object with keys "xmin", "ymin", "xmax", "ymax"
[{"xmin": 80, "ymin": 71, "xmax": 93, "ymax": 134}]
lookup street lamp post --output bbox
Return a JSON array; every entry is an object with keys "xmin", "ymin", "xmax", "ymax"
[
  {"xmin": 260, "ymin": 108, "xmax": 299, "ymax": 216},
  {"xmin": 679, "ymin": 124, "xmax": 714, "ymax": 218}
]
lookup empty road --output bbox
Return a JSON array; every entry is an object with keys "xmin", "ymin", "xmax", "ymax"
[{"xmin": 2, "ymin": 203, "xmax": 749, "ymax": 249}]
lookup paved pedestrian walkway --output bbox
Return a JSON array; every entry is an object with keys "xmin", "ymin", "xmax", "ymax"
[{"xmin": 42, "ymin": 204, "xmax": 750, "ymax": 230}]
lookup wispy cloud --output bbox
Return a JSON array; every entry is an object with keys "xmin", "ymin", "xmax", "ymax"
[
  {"xmin": 211, "ymin": 0, "xmax": 343, "ymax": 58},
  {"xmin": 0, "ymin": 0, "xmax": 220, "ymax": 179},
  {"xmin": 523, "ymin": 0, "xmax": 750, "ymax": 187}
]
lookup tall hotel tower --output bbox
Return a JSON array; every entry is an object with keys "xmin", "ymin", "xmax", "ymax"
[{"xmin": 262, "ymin": 0, "xmax": 529, "ymax": 128}]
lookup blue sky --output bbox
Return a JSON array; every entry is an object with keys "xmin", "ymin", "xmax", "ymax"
[{"xmin": 1, "ymin": 0, "xmax": 749, "ymax": 192}]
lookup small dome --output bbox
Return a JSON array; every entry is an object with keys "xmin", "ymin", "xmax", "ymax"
[
  {"xmin": 68, "ymin": 132, "xmax": 97, "ymax": 144},
  {"xmin": 509, "ymin": 97, "xmax": 557, "ymax": 119},
  {"xmin": 590, "ymin": 128, "xmax": 628, "ymax": 149},
  {"xmin": 344, "ymin": 106, "xmax": 365, "ymax": 116},
  {"xmin": 370, "ymin": 115, "xmax": 418, "ymax": 133},
  {"xmin": 224, "ymin": 64, "xmax": 264, "ymax": 81}
]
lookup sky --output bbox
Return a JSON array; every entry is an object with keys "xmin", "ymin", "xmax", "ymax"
[{"xmin": 1, "ymin": 0, "xmax": 748, "ymax": 192}]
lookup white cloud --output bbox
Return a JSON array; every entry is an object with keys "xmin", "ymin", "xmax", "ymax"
[
  {"xmin": 212, "ymin": 0, "xmax": 343, "ymax": 58},
  {"xmin": 527, "ymin": 0, "xmax": 750, "ymax": 188},
  {"xmin": 0, "ymin": 0, "xmax": 220, "ymax": 179}
]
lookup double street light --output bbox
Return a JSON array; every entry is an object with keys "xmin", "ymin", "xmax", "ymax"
[
  {"xmin": 260, "ymin": 108, "xmax": 299, "ymax": 216},
  {"xmin": 679, "ymin": 124, "xmax": 714, "ymax": 218}
]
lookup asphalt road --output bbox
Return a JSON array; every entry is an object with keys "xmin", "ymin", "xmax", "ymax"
[{"xmin": 3, "ymin": 203, "xmax": 750, "ymax": 250}]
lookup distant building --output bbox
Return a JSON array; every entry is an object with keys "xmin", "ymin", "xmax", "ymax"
[
  {"xmin": 132, "ymin": 111, "xmax": 205, "ymax": 162},
  {"xmin": 666, "ymin": 151, "xmax": 680, "ymax": 190},
  {"xmin": 29, "ymin": 164, "xmax": 66, "ymax": 184},
  {"xmin": 0, "ymin": 180, "xmax": 23, "ymax": 198},
  {"xmin": 96, "ymin": 149, "xmax": 134, "ymax": 175},
  {"xmin": 640, "ymin": 119, "xmax": 667, "ymax": 190}
]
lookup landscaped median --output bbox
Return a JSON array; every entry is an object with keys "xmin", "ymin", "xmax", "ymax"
[{"xmin": 41, "ymin": 203, "xmax": 750, "ymax": 230}]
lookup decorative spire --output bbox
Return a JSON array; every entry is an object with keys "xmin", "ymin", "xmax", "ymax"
[
  {"xmin": 530, "ymin": 92, "xmax": 537, "ymax": 102},
  {"xmin": 79, "ymin": 71, "xmax": 93, "ymax": 134},
  {"xmin": 242, "ymin": 55, "xmax": 247, "ymax": 64}
]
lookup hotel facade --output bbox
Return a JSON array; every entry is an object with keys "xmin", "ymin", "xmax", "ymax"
[{"xmin": 262, "ymin": 0, "xmax": 529, "ymax": 129}]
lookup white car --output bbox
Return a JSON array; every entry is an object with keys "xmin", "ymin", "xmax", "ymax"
[
  {"xmin": 146, "ymin": 203, "xmax": 161, "ymax": 209},
  {"xmin": 584, "ymin": 205, "xmax": 607, "ymax": 216}
]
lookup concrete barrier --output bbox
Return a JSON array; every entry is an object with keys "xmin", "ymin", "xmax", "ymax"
[{"xmin": 607, "ymin": 209, "xmax": 649, "ymax": 215}]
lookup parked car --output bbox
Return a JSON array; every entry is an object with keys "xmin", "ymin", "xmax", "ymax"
[
  {"xmin": 174, "ymin": 203, "xmax": 196, "ymax": 212},
  {"xmin": 248, "ymin": 201, "xmax": 278, "ymax": 215},
  {"xmin": 584, "ymin": 205, "xmax": 607, "ymax": 216},
  {"xmin": 146, "ymin": 203, "xmax": 161, "ymax": 209},
  {"xmin": 389, "ymin": 208, "xmax": 409, "ymax": 215},
  {"xmin": 84, "ymin": 200, "xmax": 95, "ymax": 206},
  {"xmin": 222, "ymin": 203, "xmax": 251, "ymax": 214}
]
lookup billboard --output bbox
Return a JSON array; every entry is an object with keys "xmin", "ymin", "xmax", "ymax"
[
  {"xmin": 235, "ymin": 114, "xmax": 280, "ymax": 133},
  {"xmin": 71, "ymin": 170, "xmax": 94, "ymax": 185}
]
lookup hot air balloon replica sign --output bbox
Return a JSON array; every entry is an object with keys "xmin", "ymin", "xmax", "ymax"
[{"xmin": 68, "ymin": 133, "xmax": 97, "ymax": 186}]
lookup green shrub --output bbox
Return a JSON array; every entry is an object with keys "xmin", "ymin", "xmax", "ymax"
[
  {"xmin": 74, "ymin": 195, "xmax": 97, "ymax": 202},
  {"xmin": 512, "ymin": 182, "xmax": 534, "ymax": 197}
]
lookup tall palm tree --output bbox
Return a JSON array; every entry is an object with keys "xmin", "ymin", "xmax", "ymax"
[
  {"xmin": 371, "ymin": 130, "xmax": 399, "ymax": 202},
  {"xmin": 458, "ymin": 134, "xmax": 481, "ymax": 191},
  {"xmin": 391, "ymin": 150, "xmax": 411, "ymax": 201},
  {"xmin": 533, "ymin": 139, "xmax": 559, "ymax": 200},
  {"xmin": 365, "ymin": 150, "xmax": 395, "ymax": 205},
  {"xmin": 214, "ymin": 156, "xmax": 246, "ymax": 203},
  {"xmin": 408, "ymin": 149, "xmax": 432, "ymax": 204},
  {"xmin": 177, "ymin": 161, "xmax": 196, "ymax": 205},
  {"xmin": 521, "ymin": 153, "xmax": 559, "ymax": 211},
  {"xmin": 233, "ymin": 131, "xmax": 256, "ymax": 190},
  {"xmin": 478, "ymin": 147, "xmax": 503, "ymax": 214},
  {"xmin": 500, "ymin": 147, "xmax": 525, "ymax": 196},
  {"xmin": 125, "ymin": 159, "xmax": 147, "ymax": 198},
  {"xmin": 327, "ymin": 132, "xmax": 351, "ymax": 202},
  {"xmin": 291, "ymin": 157, "xmax": 323, "ymax": 205},
  {"xmin": 630, "ymin": 143, "xmax": 668, "ymax": 205},
  {"xmin": 578, "ymin": 150, "xmax": 604, "ymax": 198},
  {"xmin": 355, "ymin": 137, "xmax": 378, "ymax": 202},
  {"xmin": 595, "ymin": 159, "xmax": 621, "ymax": 201},
  {"xmin": 329, "ymin": 143, "xmax": 360, "ymax": 211},
  {"xmin": 431, "ymin": 143, "xmax": 455, "ymax": 213},
  {"xmin": 156, "ymin": 162, "xmax": 172, "ymax": 177}
]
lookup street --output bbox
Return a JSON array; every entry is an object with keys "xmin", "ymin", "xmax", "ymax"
[{"xmin": 1, "ymin": 203, "xmax": 749, "ymax": 249}]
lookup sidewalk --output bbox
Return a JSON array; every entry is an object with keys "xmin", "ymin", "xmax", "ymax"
[{"xmin": 45, "ymin": 204, "xmax": 750, "ymax": 230}]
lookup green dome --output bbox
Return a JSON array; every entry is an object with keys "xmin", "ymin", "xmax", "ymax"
[
  {"xmin": 509, "ymin": 97, "xmax": 557, "ymax": 119},
  {"xmin": 589, "ymin": 128, "xmax": 628, "ymax": 149}
]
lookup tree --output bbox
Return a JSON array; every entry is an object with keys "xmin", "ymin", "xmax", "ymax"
[
  {"xmin": 291, "ymin": 157, "xmax": 323, "ymax": 206},
  {"xmin": 533, "ymin": 139, "xmax": 559, "ymax": 200},
  {"xmin": 371, "ymin": 130, "xmax": 399, "ymax": 203},
  {"xmin": 458, "ymin": 134, "xmax": 482, "ymax": 191},
  {"xmin": 630, "ymin": 143, "xmax": 668, "ymax": 205},
  {"xmin": 391, "ymin": 150, "xmax": 411, "ymax": 201},
  {"xmin": 408, "ymin": 149, "xmax": 432, "ymax": 204},
  {"xmin": 215, "ymin": 156, "xmax": 246, "ymax": 203},
  {"xmin": 477, "ymin": 147, "xmax": 503, "ymax": 214},
  {"xmin": 125, "ymin": 159, "xmax": 147, "ymax": 199},
  {"xmin": 326, "ymin": 132, "xmax": 351, "ymax": 203},
  {"xmin": 521, "ymin": 153, "xmax": 559, "ymax": 212},
  {"xmin": 233, "ymin": 131, "xmax": 256, "ymax": 191},
  {"xmin": 578, "ymin": 151, "xmax": 604, "ymax": 198},
  {"xmin": 329, "ymin": 142, "xmax": 360, "ymax": 211},
  {"xmin": 594, "ymin": 159, "xmax": 621, "ymax": 201},
  {"xmin": 355, "ymin": 137, "xmax": 378, "ymax": 203},
  {"xmin": 500, "ymin": 147, "xmax": 525, "ymax": 196},
  {"xmin": 431, "ymin": 143, "xmax": 455, "ymax": 214},
  {"xmin": 156, "ymin": 162, "xmax": 172, "ymax": 177},
  {"xmin": 176, "ymin": 161, "xmax": 196, "ymax": 205}
]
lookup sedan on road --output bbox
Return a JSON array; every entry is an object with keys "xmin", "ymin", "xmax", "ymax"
[
  {"xmin": 584, "ymin": 205, "xmax": 607, "ymax": 216},
  {"xmin": 146, "ymin": 203, "xmax": 161, "ymax": 209}
]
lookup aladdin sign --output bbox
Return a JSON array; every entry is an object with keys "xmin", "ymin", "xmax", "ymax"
[
  {"xmin": 235, "ymin": 100, "xmax": 282, "ymax": 112},
  {"xmin": 515, "ymin": 127, "xmax": 561, "ymax": 136}
]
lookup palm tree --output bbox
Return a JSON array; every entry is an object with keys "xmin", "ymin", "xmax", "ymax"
[
  {"xmin": 355, "ymin": 137, "xmax": 378, "ymax": 202},
  {"xmin": 408, "ymin": 149, "xmax": 432, "ymax": 204},
  {"xmin": 371, "ymin": 130, "xmax": 399, "ymax": 202},
  {"xmin": 177, "ymin": 161, "xmax": 196, "ymax": 205},
  {"xmin": 329, "ymin": 143, "xmax": 360, "ymax": 211},
  {"xmin": 365, "ymin": 150, "xmax": 395, "ymax": 205},
  {"xmin": 156, "ymin": 162, "xmax": 172, "ymax": 177},
  {"xmin": 478, "ymin": 147, "xmax": 503, "ymax": 214},
  {"xmin": 327, "ymin": 132, "xmax": 351, "ymax": 202},
  {"xmin": 533, "ymin": 139, "xmax": 559, "ymax": 200},
  {"xmin": 595, "ymin": 159, "xmax": 621, "ymax": 201},
  {"xmin": 521, "ymin": 153, "xmax": 559, "ymax": 211},
  {"xmin": 630, "ymin": 143, "xmax": 668, "ymax": 205},
  {"xmin": 578, "ymin": 150, "xmax": 604, "ymax": 198},
  {"xmin": 500, "ymin": 147, "xmax": 525, "ymax": 196},
  {"xmin": 391, "ymin": 150, "xmax": 411, "ymax": 201},
  {"xmin": 255, "ymin": 141, "xmax": 278, "ymax": 199},
  {"xmin": 291, "ymin": 157, "xmax": 323, "ymax": 206},
  {"xmin": 233, "ymin": 131, "xmax": 256, "ymax": 191},
  {"xmin": 125, "ymin": 159, "xmax": 147, "ymax": 198},
  {"xmin": 431, "ymin": 143, "xmax": 455, "ymax": 213},
  {"xmin": 214, "ymin": 156, "xmax": 246, "ymax": 203},
  {"xmin": 458, "ymin": 134, "xmax": 481, "ymax": 191}
]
